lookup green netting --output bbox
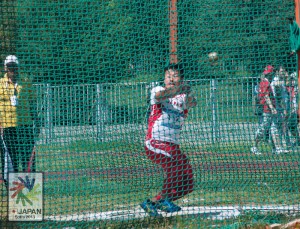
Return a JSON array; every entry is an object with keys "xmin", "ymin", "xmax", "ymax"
[{"xmin": 1, "ymin": 0, "xmax": 300, "ymax": 228}]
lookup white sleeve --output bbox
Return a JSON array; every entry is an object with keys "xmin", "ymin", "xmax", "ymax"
[
  {"xmin": 270, "ymin": 78, "xmax": 277, "ymax": 96},
  {"xmin": 150, "ymin": 86, "xmax": 165, "ymax": 105}
]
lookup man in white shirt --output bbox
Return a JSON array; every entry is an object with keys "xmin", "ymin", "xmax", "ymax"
[{"xmin": 271, "ymin": 66, "xmax": 290, "ymax": 148}]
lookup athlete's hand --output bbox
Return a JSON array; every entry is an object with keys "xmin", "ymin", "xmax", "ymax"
[{"xmin": 271, "ymin": 108, "xmax": 277, "ymax": 115}]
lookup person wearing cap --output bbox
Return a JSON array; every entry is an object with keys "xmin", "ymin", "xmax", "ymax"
[
  {"xmin": 253, "ymin": 65, "xmax": 277, "ymax": 143},
  {"xmin": 253, "ymin": 66, "xmax": 272, "ymax": 141},
  {"xmin": 0, "ymin": 55, "xmax": 39, "ymax": 186},
  {"xmin": 251, "ymin": 65, "xmax": 289, "ymax": 155},
  {"xmin": 139, "ymin": 64, "xmax": 196, "ymax": 217},
  {"xmin": 285, "ymin": 71, "xmax": 300, "ymax": 146}
]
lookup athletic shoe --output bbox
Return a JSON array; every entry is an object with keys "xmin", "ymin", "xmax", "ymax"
[
  {"xmin": 272, "ymin": 147, "xmax": 289, "ymax": 155},
  {"xmin": 156, "ymin": 199, "xmax": 181, "ymax": 213},
  {"xmin": 251, "ymin": 146, "xmax": 261, "ymax": 155},
  {"xmin": 140, "ymin": 199, "xmax": 160, "ymax": 217}
]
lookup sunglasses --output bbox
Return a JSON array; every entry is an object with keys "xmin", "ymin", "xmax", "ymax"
[{"xmin": 7, "ymin": 68, "xmax": 18, "ymax": 72}]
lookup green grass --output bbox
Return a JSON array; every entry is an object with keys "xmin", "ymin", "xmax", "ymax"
[
  {"xmin": 3, "ymin": 140, "xmax": 297, "ymax": 215},
  {"xmin": 1, "ymin": 139, "xmax": 300, "ymax": 227}
]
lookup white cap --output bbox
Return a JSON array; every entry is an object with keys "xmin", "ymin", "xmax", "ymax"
[
  {"xmin": 290, "ymin": 72, "xmax": 297, "ymax": 79},
  {"xmin": 4, "ymin": 55, "xmax": 19, "ymax": 66}
]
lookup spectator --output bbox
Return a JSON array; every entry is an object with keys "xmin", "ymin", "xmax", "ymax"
[
  {"xmin": 253, "ymin": 68, "xmax": 272, "ymax": 143},
  {"xmin": 251, "ymin": 65, "xmax": 289, "ymax": 155},
  {"xmin": 271, "ymin": 66, "xmax": 291, "ymax": 147},
  {"xmin": 0, "ymin": 55, "xmax": 39, "ymax": 187},
  {"xmin": 285, "ymin": 71, "xmax": 300, "ymax": 146}
]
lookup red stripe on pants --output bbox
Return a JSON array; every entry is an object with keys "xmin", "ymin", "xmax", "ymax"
[{"xmin": 145, "ymin": 139, "xmax": 194, "ymax": 201}]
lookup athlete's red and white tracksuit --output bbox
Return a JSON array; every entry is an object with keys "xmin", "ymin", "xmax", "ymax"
[{"xmin": 145, "ymin": 86, "xmax": 193, "ymax": 201}]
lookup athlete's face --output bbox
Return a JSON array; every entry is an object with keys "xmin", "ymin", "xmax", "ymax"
[{"xmin": 164, "ymin": 69, "xmax": 182, "ymax": 89}]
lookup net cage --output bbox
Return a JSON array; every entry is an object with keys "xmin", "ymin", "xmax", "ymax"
[{"xmin": 1, "ymin": 0, "xmax": 300, "ymax": 228}]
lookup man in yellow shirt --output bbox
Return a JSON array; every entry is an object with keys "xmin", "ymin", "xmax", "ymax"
[{"xmin": 0, "ymin": 55, "xmax": 39, "ymax": 186}]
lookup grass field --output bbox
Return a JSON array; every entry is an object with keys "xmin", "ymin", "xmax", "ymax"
[{"xmin": 1, "ymin": 138, "xmax": 299, "ymax": 228}]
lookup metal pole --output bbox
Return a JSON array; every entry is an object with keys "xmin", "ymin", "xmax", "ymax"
[
  {"xmin": 210, "ymin": 79, "xmax": 218, "ymax": 143},
  {"xmin": 96, "ymin": 84, "xmax": 104, "ymax": 142},
  {"xmin": 45, "ymin": 84, "xmax": 53, "ymax": 143}
]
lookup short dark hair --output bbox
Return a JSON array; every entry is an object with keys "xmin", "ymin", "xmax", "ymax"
[{"xmin": 164, "ymin": 63, "xmax": 184, "ymax": 78}]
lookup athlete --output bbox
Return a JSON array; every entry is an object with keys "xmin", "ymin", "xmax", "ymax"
[{"xmin": 140, "ymin": 64, "xmax": 197, "ymax": 216}]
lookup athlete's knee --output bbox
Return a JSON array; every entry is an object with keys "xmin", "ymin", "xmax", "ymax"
[
  {"xmin": 183, "ymin": 176, "xmax": 194, "ymax": 194},
  {"xmin": 184, "ymin": 163, "xmax": 193, "ymax": 176},
  {"xmin": 183, "ymin": 164, "xmax": 194, "ymax": 189}
]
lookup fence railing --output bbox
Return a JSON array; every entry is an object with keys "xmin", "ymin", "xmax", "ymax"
[{"xmin": 35, "ymin": 77, "xmax": 258, "ymax": 143}]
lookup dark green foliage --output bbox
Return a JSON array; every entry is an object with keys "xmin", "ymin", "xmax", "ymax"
[{"xmin": 1, "ymin": 0, "xmax": 296, "ymax": 83}]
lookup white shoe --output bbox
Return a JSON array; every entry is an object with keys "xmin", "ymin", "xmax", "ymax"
[
  {"xmin": 251, "ymin": 147, "xmax": 261, "ymax": 155},
  {"xmin": 272, "ymin": 148, "xmax": 289, "ymax": 155}
]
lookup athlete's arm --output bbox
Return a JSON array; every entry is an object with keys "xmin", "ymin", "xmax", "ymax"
[
  {"xmin": 155, "ymin": 85, "xmax": 191, "ymax": 102},
  {"xmin": 264, "ymin": 95, "xmax": 277, "ymax": 114},
  {"xmin": 260, "ymin": 81, "xmax": 277, "ymax": 115}
]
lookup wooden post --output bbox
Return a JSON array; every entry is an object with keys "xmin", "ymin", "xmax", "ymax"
[
  {"xmin": 169, "ymin": 0, "xmax": 178, "ymax": 64},
  {"xmin": 295, "ymin": 0, "xmax": 300, "ymax": 119}
]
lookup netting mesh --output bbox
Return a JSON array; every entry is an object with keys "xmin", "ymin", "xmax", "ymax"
[{"xmin": 1, "ymin": 0, "xmax": 300, "ymax": 228}]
